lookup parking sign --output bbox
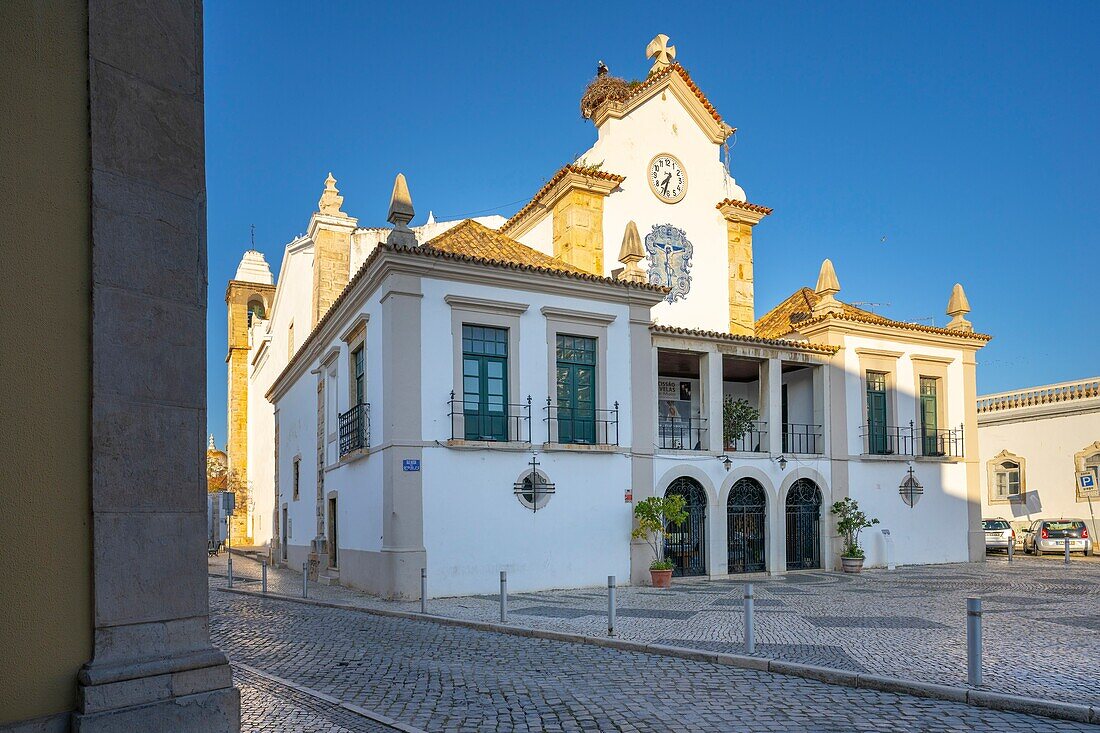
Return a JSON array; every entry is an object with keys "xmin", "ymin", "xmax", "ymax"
[{"xmin": 1077, "ymin": 470, "xmax": 1099, "ymax": 499}]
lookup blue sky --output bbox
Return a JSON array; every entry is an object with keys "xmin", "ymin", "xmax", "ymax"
[{"xmin": 205, "ymin": 1, "xmax": 1100, "ymax": 447}]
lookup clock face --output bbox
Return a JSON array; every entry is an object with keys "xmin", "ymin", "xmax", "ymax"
[{"xmin": 649, "ymin": 154, "xmax": 687, "ymax": 203}]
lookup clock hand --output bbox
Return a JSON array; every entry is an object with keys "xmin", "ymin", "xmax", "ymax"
[{"xmin": 661, "ymin": 173, "xmax": 671, "ymax": 194}]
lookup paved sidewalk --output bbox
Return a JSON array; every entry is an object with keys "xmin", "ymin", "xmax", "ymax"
[
  {"xmin": 212, "ymin": 553, "xmax": 1099, "ymax": 708},
  {"xmin": 212, "ymin": 579, "xmax": 1097, "ymax": 732}
]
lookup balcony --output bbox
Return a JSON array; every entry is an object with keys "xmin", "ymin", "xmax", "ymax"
[
  {"xmin": 659, "ymin": 416, "xmax": 708, "ymax": 451},
  {"xmin": 783, "ymin": 423, "xmax": 823, "ymax": 454},
  {"xmin": 544, "ymin": 400, "xmax": 620, "ymax": 446},
  {"xmin": 725, "ymin": 420, "xmax": 767, "ymax": 453},
  {"xmin": 860, "ymin": 421, "xmax": 963, "ymax": 458},
  {"xmin": 448, "ymin": 392, "xmax": 532, "ymax": 443},
  {"xmin": 338, "ymin": 402, "xmax": 370, "ymax": 457}
]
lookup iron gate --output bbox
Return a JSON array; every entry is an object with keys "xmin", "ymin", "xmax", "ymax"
[
  {"xmin": 727, "ymin": 478, "xmax": 766, "ymax": 573},
  {"xmin": 664, "ymin": 477, "xmax": 707, "ymax": 577},
  {"xmin": 786, "ymin": 478, "xmax": 821, "ymax": 570}
]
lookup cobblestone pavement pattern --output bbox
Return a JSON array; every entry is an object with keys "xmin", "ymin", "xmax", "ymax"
[
  {"xmin": 214, "ymin": 553, "xmax": 1100, "ymax": 708},
  {"xmin": 211, "ymin": 569, "xmax": 1100, "ymax": 732}
]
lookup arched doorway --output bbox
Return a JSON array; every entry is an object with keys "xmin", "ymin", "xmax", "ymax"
[
  {"xmin": 786, "ymin": 479, "xmax": 822, "ymax": 570},
  {"xmin": 727, "ymin": 478, "xmax": 766, "ymax": 573},
  {"xmin": 665, "ymin": 477, "xmax": 707, "ymax": 576}
]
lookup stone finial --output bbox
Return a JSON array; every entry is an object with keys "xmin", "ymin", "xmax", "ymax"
[
  {"xmin": 386, "ymin": 173, "xmax": 417, "ymax": 246},
  {"xmin": 812, "ymin": 258, "xmax": 843, "ymax": 317},
  {"xmin": 208, "ymin": 434, "xmax": 216, "ymax": 451},
  {"xmin": 645, "ymin": 34, "xmax": 676, "ymax": 75},
  {"xmin": 317, "ymin": 172, "xmax": 347, "ymax": 217},
  {"xmin": 946, "ymin": 283, "xmax": 973, "ymax": 332},
  {"xmin": 616, "ymin": 221, "xmax": 646, "ymax": 284}
]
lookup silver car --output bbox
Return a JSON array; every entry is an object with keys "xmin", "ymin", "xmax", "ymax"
[
  {"xmin": 982, "ymin": 518, "xmax": 1014, "ymax": 553},
  {"xmin": 1022, "ymin": 518, "xmax": 1092, "ymax": 556}
]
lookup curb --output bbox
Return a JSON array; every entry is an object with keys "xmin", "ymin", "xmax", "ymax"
[{"xmin": 217, "ymin": 586, "xmax": 1099, "ymax": 725}]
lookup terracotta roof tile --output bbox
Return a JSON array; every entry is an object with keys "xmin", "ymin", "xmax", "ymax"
[
  {"xmin": 421, "ymin": 219, "xmax": 587, "ymax": 275},
  {"xmin": 756, "ymin": 287, "xmax": 992, "ymax": 342},
  {"xmin": 622, "ymin": 64, "xmax": 730, "ymax": 129},
  {"xmin": 499, "ymin": 165, "xmax": 625, "ymax": 234},
  {"xmin": 716, "ymin": 198, "xmax": 773, "ymax": 215}
]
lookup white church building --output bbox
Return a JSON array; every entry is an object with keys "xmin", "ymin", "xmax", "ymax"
[{"xmin": 226, "ymin": 36, "xmax": 992, "ymax": 598}]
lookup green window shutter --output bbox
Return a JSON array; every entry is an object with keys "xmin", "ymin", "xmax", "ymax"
[
  {"xmin": 919, "ymin": 376, "xmax": 939, "ymax": 455},
  {"xmin": 462, "ymin": 325, "xmax": 509, "ymax": 441},
  {"xmin": 352, "ymin": 347, "xmax": 364, "ymax": 405},
  {"xmin": 556, "ymin": 334, "xmax": 597, "ymax": 444},
  {"xmin": 866, "ymin": 371, "xmax": 888, "ymax": 454}
]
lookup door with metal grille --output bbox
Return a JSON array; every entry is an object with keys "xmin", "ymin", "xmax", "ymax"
[
  {"xmin": 664, "ymin": 477, "xmax": 707, "ymax": 577},
  {"xmin": 727, "ymin": 478, "xmax": 766, "ymax": 573},
  {"xmin": 786, "ymin": 479, "xmax": 821, "ymax": 570}
]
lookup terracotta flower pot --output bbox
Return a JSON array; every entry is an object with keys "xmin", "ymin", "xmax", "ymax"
[
  {"xmin": 650, "ymin": 568, "xmax": 673, "ymax": 588},
  {"xmin": 841, "ymin": 556, "xmax": 864, "ymax": 574}
]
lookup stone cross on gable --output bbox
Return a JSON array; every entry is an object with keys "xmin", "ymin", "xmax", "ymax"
[{"xmin": 646, "ymin": 34, "xmax": 676, "ymax": 74}]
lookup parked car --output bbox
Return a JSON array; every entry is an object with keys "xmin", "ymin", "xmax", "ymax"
[
  {"xmin": 1020, "ymin": 519, "xmax": 1092, "ymax": 556},
  {"xmin": 982, "ymin": 518, "xmax": 1014, "ymax": 553}
]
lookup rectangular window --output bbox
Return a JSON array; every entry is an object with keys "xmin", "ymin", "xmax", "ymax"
[
  {"xmin": 462, "ymin": 324, "xmax": 509, "ymax": 441},
  {"xmin": 995, "ymin": 462, "xmax": 1021, "ymax": 498},
  {"xmin": 919, "ymin": 376, "xmax": 940, "ymax": 456},
  {"xmin": 292, "ymin": 458, "xmax": 300, "ymax": 500},
  {"xmin": 327, "ymin": 496, "xmax": 338, "ymax": 568},
  {"xmin": 556, "ymin": 334, "xmax": 597, "ymax": 444},
  {"xmin": 352, "ymin": 346, "xmax": 365, "ymax": 405},
  {"xmin": 866, "ymin": 371, "xmax": 889, "ymax": 454}
]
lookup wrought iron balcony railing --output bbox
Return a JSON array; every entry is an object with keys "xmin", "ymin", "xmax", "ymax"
[
  {"xmin": 658, "ymin": 416, "xmax": 708, "ymax": 451},
  {"xmin": 783, "ymin": 423, "xmax": 823, "ymax": 454},
  {"xmin": 448, "ymin": 392, "xmax": 532, "ymax": 443},
  {"xmin": 339, "ymin": 402, "xmax": 370, "ymax": 457},
  {"xmin": 860, "ymin": 421, "xmax": 964, "ymax": 458},
  {"xmin": 725, "ymin": 420, "xmax": 767, "ymax": 453},
  {"xmin": 544, "ymin": 399, "xmax": 620, "ymax": 446}
]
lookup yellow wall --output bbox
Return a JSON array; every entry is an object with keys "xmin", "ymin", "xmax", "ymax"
[{"xmin": 0, "ymin": 1, "xmax": 93, "ymax": 723}]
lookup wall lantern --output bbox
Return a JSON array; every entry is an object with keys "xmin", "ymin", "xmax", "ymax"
[
  {"xmin": 717, "ymin": 454, "xmax": 732, "ymax": 471},
  {"xmin": 773, "ymin": 455, "xmax": 788, "ymax": 471}
]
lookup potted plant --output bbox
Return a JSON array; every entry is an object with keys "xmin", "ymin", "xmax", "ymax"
[
  {"xmin": 723, "ymin": 396, "xmax": 761, "ymax": 451},
  {"xmin": 631, "ymin": 494, "xmax": 688, "ymax": 588},
  {"xmin": 830, "ymin": 497, "xmax": 879, "ymax": 573}
]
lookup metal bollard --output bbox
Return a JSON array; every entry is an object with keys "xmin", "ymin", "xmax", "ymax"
[
  {"xmin": 1007, "ymin": 540, "xmax": 1013, "ymax": 562},
  {"xmin": 1065, "ymin": 537, "xmax": 1071, "ymax": 565},
  {"xmin": 966, "ymin": 597, "xmax": 982, "ymax": 686},
  {"xmin": 608, "ymin": 575, "xmax": 617, "ymax": 637},
  {"xmin": 500, "ymin": 570, "xmax": 508, "ymax": 623},
  {"xmin": 227, "ymin": 554, "xmax": 234, "ymax": 589},
  {"xmin": 302, "ymin": 562, "xmax": 308, "ymax": 599},
  {"xmin": 262, "ymin": 560, "xmax": 268, "ymax": 594},
  {"xmin": 744, "ymin": 583, "xmax": 755, "ymax": 654},
  {"xmin": 420, "ymin": 568, "xmax": 427, "ymax": 614}
]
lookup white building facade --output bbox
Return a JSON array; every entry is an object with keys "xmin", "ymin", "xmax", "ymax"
[
  {"xmin": 977, "ymin": 378, "xmax": 1100, "ymax": 540},
  {"xmin": 230, "ymin": 36, "xmax": 992, "ymax": 599}
]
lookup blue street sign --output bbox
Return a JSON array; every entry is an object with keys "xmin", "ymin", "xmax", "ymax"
[
  {"xmin": 1080, "ymin": 473, "xmax": 1095, "ymax": 489},
  {"xmin": 402, "ymin": 459, "xmax": 421, "ymax": 472}
]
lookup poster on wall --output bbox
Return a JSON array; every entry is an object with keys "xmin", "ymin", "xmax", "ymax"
[{"xmin": 658, "ymin": 380, "xmax": 678, "ymax": 400}]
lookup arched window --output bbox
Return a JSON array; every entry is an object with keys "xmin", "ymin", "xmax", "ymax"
[
  {"xmin": 987, "ymin": 450, "xmax": 1025, "ymax": 502},
  {"xmin": 246, "ymin": 296, "xmax": 266, "ymax": 326}
]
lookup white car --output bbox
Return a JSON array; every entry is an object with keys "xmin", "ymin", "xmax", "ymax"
[
  {"xmin": 1021, "ymin": 519, "xmax": 1092, "ymax": 556},
  {"xmin": 982, "ymin": 518, "xmax": 1014, "ymax": 553}
]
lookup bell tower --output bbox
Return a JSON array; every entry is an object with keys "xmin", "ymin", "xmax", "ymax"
[{"xmin": 225, "ymin": 246, "xmax": 275, "ymax": 545}]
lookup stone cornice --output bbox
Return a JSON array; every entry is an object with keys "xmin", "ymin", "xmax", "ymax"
[
  {"xmin": 306, "ymin": 211, "xmax": 359, "ymax": 241},
  {"xmin": 445, "ymin": 294, "xmax": 530, "ymax": 316},
  {"xmin": 717, "ymin": 199, "xmax": 773, "ymax": 225},
  {"xmin": 540, "ymin": 305, "xmax": 617, "ymax": 325},
  {"xmin": 797, "ymin": 313, "xmax": 991, "ymax": 350}
]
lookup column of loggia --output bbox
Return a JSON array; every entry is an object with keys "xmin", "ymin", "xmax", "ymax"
[
  {"xmin": 704, "ymin": 349, "xmax": 728, "ymax": 577},
  {"xmin": 763, "ymin": 356, "xmax": 786, "ymax": 575}
]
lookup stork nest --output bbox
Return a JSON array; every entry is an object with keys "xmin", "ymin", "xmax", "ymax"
[{"xmin": 580, "ymin": 75, "xmax": 642, "ymax": 119}]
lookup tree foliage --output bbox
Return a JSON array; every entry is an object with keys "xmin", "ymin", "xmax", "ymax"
[
  {"xmin": 632, "ymin": 494, "xmax": 688, "ymax": 570},
  {"xmin": 723, "ymin": 396, "xmax": 760, "ymax": 447},
  {"xmin": 830, "ymin": 497, "xmax": 880, "ymax": 558}
]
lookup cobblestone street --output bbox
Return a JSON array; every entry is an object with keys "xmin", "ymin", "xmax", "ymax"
[
  {"xmin": 213, "ymin": 553, "xmax": 1100, "ymax": 709},
  {"xmin": 211, "ymin": 558, "xmax": 1099, "ymax": 732}
]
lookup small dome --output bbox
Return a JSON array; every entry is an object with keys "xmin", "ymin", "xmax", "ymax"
[{"xmin": 234, "ymin": 250, "xmax": 274, "ymax": 285}]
